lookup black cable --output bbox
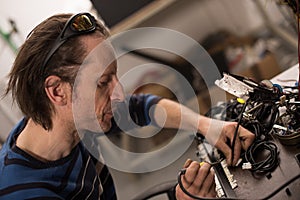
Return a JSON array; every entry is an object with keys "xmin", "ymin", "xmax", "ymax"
[
  {"xmin": 243, "ymin": 120, "xmax": 262, "ymax": 138},
  {"xmin": 244, "ymin": 140, "xmax": 279, "ymax": 173},
  {"xmin": 177, "ymin": 169, "xmax": 300, "ymax": 200},
  {"xmin": 231, "ymin": 100, "xmax": 248, "ymax": 164},
  {"xmin": 261, "ymin": 173, "xmax": 300, "ymax": 200},
  {"xmin": 201, "ymin": 140, "xmax": 225, "ymax": 166},
  {"xmin": 177, "ymin": 169, "xmax": 238, "ymax": 200}
]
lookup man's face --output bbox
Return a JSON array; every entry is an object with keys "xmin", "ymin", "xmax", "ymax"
[
  {"xmin": 94, "ymin": 62, "xmax": 124, "ymax": 132},
  {"xmin": 72, "ymin": 35, "xmax": 124, "ymax": 133}
]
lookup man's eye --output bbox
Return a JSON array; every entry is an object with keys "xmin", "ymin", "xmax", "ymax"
[
  {"xmin": 98, "ymin": 77, "xmax": 110, "ymax": 87},
  {"xmin": 98, "ymin": 81, "xmax": 108, "ymax": 86}
]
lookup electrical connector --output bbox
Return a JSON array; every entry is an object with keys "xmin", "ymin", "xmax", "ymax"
[{"xmin": 242, "ymin": 162, "xmax": 252, "ymax": 170}]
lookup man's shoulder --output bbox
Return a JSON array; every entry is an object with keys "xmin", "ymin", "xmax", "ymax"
[{"xmin": 0, "ymin": 147, "xmax": 37, "ymax": 186}]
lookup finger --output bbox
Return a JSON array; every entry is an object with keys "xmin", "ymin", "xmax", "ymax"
[
  {"xmin": 240, "ymin": 128, "xmax": 256, "ymax": 150},
  {"xmin": 199, "ymin": 166, "xmax": 215, "ymax": 195},
  {"xmin": 183, "ymin": 158, "xmax": 193, "ymax": 168},
  {"xmin": 207, "ymin": 179, "xmax": 217, "ymax": 198},
  {"xmin": 232, "ymin": 134, "xmax": 242, "ymax": 166},
  {"xmin": 242, "ymin": 137, "xmax": 255, "ymax": 150},
  {"xmin": 216, "ymin": 141, "xmax": 232, "ymax": 166},
  {"xmin": 182, "ymin": 161, "xmax": 200, "ymax": 188},
  {"xmin": 192, "ymin": 163, "xmax": 211, "ymax": 188}
]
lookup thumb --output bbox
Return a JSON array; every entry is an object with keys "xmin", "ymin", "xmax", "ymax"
[
  {"xmin": 241, "ymin": 136, "xmax": 255, "ymax": 150},
  {"xmin": 239, "ymin": 128, "xmax": 256, "ymax": 150}
]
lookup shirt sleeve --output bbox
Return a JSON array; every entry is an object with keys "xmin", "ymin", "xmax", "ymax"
[
  {"xmin": 106, "ymin": 94, "xmax": 162, "ymax": 134},
  {"xmin": 128, "ymin": 94, "xmax": 163, "ymax": 126}
]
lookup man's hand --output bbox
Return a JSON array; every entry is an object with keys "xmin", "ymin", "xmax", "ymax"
[
  {"xmin": 199, "ymin": 117, "xmax": 256, "ymax": 166},
  {"xmin": 176, "ymin": 159, "xmax": 216, "ymax": 199},
  {"xmin": 215, "ymin": 121, "xmax": 255, "ymax": 166},
  {"xmin": 152, "ymin": 99, "xmax": 256, "ymax": 166}
]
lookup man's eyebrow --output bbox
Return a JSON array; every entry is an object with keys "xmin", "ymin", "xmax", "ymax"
[
  {"xmin": 103, "ymin": 65, "xmax": 117, "ymax": 75},
  {"xmin": 100, "ymin": 70, "xmax": 116, "ymax": 78}
]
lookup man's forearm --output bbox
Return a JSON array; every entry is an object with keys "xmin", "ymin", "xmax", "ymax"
[{"xmin": 153, "ymin": 98, "xmax": 224, "ymax": 138}]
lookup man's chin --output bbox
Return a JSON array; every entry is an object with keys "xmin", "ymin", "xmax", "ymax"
[
  {"xmin": 74, "ymin": 118, "xmax": 112, "ymax": 134},
  {"xmin": 99, "ymin": 121, "xmax": 112, "ymax": 133}
]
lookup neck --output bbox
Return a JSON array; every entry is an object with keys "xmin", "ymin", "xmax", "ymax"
[{"xmin": 16, "ymin": 118, "xmax": 80, "ymax": 162}]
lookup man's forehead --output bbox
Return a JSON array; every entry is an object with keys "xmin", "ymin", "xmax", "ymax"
[
  {"xmin": 81, "ymin": 42, "xmax": 116, "ymax": 73},
  {"xmin": 86, "ymin": 41, "xmax": 115, "ymax": 62}
]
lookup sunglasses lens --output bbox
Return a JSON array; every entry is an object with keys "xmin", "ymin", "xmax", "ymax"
[
  {"xmin": 41, "ymin": 13, "xmax": 97, "ymax": 74},
  {"xmin": 72, "ymin": 14, "xmax": 94, "ymax": 31}
]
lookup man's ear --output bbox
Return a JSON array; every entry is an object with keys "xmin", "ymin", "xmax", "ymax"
[{"xmin": 44, "ymin": 75, "xmax": 69, "ymax": 106}]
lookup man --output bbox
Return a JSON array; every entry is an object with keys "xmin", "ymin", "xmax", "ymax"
[{"xmin": 0, "ymin": 13, "xmax": 255, "ymax": 199}]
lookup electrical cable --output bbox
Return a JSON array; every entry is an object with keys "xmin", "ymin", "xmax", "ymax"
[
  {"xmin": 200, "ymin": 139, "xmax": 225, "ymax": 166},
  {"xmin": 261, "ymin": 173, "xmax": 300, "ymax": 200},
  {"xmin": 231, "ymin": 100, "xmax": 248, "ymax": 164},
  {"xmin": 177, "ymin": 169, "xmax": 238, "ymax": 200},
  {"xmin": 243, "ymin": 140, "xmax": 279, "ymax": 173},
  {"xmin": 243, "ymin": 120, "xmax": 262, "ymax": 138},
  {"xmin": 177, "ymin": 168, "xmax": 300, "ymax": 200}
]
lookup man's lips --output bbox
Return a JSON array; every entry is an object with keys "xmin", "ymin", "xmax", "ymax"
[
  {"xmin": 103, "ymin": 106, "xmax": 114, "ymax": 118},
  {"xmin": 104, "ymin": 111, "xmax": 113, "ymax": 117}
]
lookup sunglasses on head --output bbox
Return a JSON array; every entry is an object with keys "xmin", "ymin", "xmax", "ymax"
[{"xmin": 41, "ymin": 12, "xmax": 97, "ymax": 73}]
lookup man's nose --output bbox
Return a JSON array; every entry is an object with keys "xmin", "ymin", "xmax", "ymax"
[{"xmin": 110, "ymin": 76, "xmax": 125, "ymax": 102}]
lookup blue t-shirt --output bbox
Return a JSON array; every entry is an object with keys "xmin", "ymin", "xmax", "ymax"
[{"xmin": 0, "ymin": 94, "xmax": 161, "ymax": 199}]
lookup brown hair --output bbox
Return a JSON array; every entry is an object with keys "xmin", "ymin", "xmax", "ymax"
[{"xmin": 5, "ymin": 13, "xmax": 110, "ymax": 130}]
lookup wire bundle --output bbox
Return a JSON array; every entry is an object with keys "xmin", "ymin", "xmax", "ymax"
[{"xmin": 243, "ymin": 140, "xmax": 279, "ymax": 174}]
